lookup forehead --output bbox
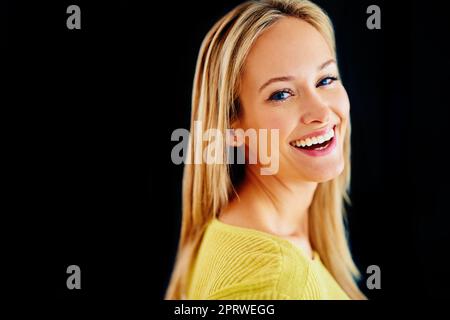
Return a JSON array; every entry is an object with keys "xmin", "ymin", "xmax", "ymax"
[{"xmin": 242, "ymin": 17, "xmax": 333, "ymax": 80}]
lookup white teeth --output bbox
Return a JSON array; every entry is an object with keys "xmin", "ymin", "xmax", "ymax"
[
  {"xmin": 328, "ymin": 130, "xmax": 334, "ymax": 138},
  {"xmin": 291, "ymin": 128, "xmax": 335, "ymax": 148}
]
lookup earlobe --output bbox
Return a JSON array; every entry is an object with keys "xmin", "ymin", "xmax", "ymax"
[
  {"xmin": 226, "ymin": 118, "xmax": 245, "ymax": 147},
  {"xmin": 226, "ymin": 128, "xmax": 245, "ymax": 147}
]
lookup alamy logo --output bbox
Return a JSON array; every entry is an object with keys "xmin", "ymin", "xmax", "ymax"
[
  {"xmin": 171, "ymin": 121, "xmax": 280, "ymax": 175},
  {"xmin": 366, "ymin": 265, "xmax": 381, "ymax": 289},
  {"xmin": 66, "ymin": 5, "xmax": 81, "ymax": 30},
  {"xmin": 366, "ymin": 5, "xmax": 381, "ymax": 30},
  {"xmin": 66, "ymin": 265, "xmax": 81, "ymax": 290}
]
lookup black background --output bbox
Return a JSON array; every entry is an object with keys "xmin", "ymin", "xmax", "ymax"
[{"xmin": 4, "ymin": 0, "xmax": 450, "ymax": 312}]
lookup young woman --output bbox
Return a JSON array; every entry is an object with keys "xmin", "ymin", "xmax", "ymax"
[{"xmin": 166, "ymin": 0, "xmax": 366, "ymax": 300}]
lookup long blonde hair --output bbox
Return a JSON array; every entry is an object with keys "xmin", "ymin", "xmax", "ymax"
[{"xmin": 166, "ymin": 0, "xmax": 365, "ymax": 300}]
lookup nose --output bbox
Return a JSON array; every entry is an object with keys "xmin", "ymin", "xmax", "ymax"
[{"xmin": 299, "ymin": 91, "xmax": 331, "ymax": 125}]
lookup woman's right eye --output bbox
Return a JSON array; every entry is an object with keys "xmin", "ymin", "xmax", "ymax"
[{"xmin": 268, "ymin": 89, "xmax": 293, "ymax": 102}]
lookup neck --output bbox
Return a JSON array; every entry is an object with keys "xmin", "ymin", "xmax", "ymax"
[{"xmin": 223, "ymin": 164, "xmax": 318, "ymax": 239}]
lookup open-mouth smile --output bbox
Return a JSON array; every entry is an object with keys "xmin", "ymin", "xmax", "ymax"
[{"xmin": 289, "ymin": 125, "xmax": 337, "ymax": 157}]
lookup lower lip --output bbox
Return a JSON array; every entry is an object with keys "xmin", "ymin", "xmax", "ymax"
[{"xmin": 291, "ymin": 129, "xmax": 337, "ymax": 157}]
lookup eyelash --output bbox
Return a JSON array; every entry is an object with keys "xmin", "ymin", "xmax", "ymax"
[
  {"xmin": 267, "ymin": 75, "xmax": 340, "ymax": 102},
  {"xmin": 268, "ymin": 88, "xmax": 295, "ymax": 102},
  {"xmin": 317, "ymin": 75, "xmax": 339, "ymax": 87}
]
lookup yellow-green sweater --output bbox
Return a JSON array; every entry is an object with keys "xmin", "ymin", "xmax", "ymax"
[{"xmin": 187, "ymin": 218, "xmax": 350, "ymax": 300}]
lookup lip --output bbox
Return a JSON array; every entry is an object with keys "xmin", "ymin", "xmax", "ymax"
[{"xmin": 289, "ymin": 125, "xmax": 337, "ymax": 157}]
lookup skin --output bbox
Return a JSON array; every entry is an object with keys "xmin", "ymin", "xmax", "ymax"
[{"xmin": 219, "ymin": 17, "xmax": 350, "ymax": 260}]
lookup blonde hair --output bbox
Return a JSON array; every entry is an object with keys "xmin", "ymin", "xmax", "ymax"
[{"xmin": 166, "ymin": 0, "xmax": 365, "ymax": 300}]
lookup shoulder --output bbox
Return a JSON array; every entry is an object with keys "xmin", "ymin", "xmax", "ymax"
[{"xmin": 188, "ymin": 219, "xmax": 312, "ymax": 299}]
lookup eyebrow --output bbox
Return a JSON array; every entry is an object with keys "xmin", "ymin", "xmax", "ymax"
[{"xmin": 258, "ymin": 58, "xmax": 337, "ymax": 92}]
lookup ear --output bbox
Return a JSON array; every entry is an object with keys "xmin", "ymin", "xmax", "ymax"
[{"xmin": 226, "ymin": 119, "xmax": 245, "ymax": 147}]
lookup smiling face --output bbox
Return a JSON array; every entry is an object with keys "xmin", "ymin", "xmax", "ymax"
[{"xmin": 237, "ymin": 17, "xmax": 350, "ymax": 182}]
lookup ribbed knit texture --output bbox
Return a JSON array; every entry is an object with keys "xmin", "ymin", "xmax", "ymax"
[{"xmin": 186, "ymin": 218, "xmax": 350, "ymax": 300}]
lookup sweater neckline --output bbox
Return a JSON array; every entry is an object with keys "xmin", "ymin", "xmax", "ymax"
[{"xmin": 210, "ymin": 217, "xmax": 320, "ymax": 263}]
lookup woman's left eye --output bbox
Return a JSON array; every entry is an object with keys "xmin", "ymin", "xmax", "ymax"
[{"xmin": 317, "ymin": 76, "xmax": 338, "ymax": 87}]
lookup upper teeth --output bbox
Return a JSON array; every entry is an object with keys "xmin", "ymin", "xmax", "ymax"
[{"xmin": 291, "ymin": 128, "xmax": 334, "ymax": 147}]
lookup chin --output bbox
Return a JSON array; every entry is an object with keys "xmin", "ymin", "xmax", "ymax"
[{"xmin": 299, "ymin": 159, "xmax": 345, "ymax": 183}]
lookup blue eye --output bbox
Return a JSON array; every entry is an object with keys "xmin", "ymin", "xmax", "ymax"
[
  {"xmin": 317, "ymin": 76, "xmax": 338, "ymax": 87},
  {"xmin": 269, "ymin": 90, "xmax": 293, "ymax": 101}
]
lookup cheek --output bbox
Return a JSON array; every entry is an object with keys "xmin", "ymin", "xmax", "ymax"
[
  {"xmin": 240, "ymin": 106, "xmax": 296, "ymax": 161},
  {"xmin": 333, "ymin": 87, "xmax": 350, "ymax": 120},
  {"xmin": 262, "ymin": 114, "xmax": 294, "ymax": 133},
  {"xmin": 242, "ymin": 106, "xmax": 296, "ymax": 137},
  {"xmin": 332, "ymin": 89, "xmax": 350, "ymax": 152}
]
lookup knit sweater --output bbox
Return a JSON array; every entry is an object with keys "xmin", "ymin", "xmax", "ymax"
[{"xmin": 186, "ymin": 218, "xmax": 350, "ymax": 300}]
